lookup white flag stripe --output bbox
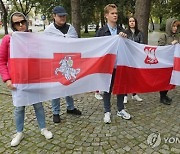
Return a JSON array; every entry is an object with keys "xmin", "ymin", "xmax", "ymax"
[
  {"xmin": 12, "ymin": 74, "xmax": 111, "ymax": 106},
  {"xmin": 11, "ymin": 32, "xmax": 119, "ymax": 58},
  {"xmin": 117, "ymin": 38, "xmax": 174, "ymax": 68},
  {"xmin": 174, "ymin": 44, "xmax": 180, "ymax": 57},
  {"xmin": 170, "ymin": 71, "xmax": 180, "ymax": 85},
  {"xmin": 170, "ymin": 44, "xmax": 180, "ymax": 86}
]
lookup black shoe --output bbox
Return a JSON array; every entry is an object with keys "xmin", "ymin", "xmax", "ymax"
[
  {"xmin": 160, "ymin": 96, "xmax": 172, "ymax": 105},
  {"xmin": 165, "ymin": 96, "xmax": 172, "ymax": 102},
  {"xmin": 53, "ymin": 114, "xmax": 61, "ymax": 123},
  {"xmin": 67, "ymin": 108, "xmax": 82, "ymax": 115}
]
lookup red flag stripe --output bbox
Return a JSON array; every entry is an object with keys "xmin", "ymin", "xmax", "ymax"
[
  {"xmin": 173, "ymin": 57, "xmax": 180, "ymax": 71},
  {"xmin": 113, "ymin": 66, "xmax": 174, "ymax": 94},
  {"xmin": 10, "ymin": 53, "xmax": 115, "ymax": 85}
]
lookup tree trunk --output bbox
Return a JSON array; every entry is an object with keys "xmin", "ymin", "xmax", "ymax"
[
  {"xmin": 0, "ymin": 0, "xmax": 8, "ymax": 34},
  {"xmin": 159, "ymin": 16, "xmax": 162, "ymax": 25},
  {"xmin": 134, "ymin": 0, "xmax": 152, "ymax": 44},
  {"xmin": 84, "ymin": 23, "xmax": 88, "ymax": 33},
  {"xmin": 100, "ymin": 10, "xmax": 105, "ymax": 27},
  {"xmin": 71, "ymin": 0, "xmax": 81, "ymax": 37},
  {"xmin": 95, "ymin": 23, "xmax": 99, "ymax": 32},
  {"xmin": 3, "ymin": 11, "xmax": 8, "ymax": 34},
  {"xmin": 150, "ymin": 15, "xmax": 154, "ymax": 31}
]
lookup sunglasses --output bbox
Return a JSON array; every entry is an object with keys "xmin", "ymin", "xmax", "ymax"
[{"xmin": 13, "ymin": 20, "xmax": 27, "ymax": 26}]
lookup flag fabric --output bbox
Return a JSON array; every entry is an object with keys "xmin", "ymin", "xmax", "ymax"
[
  {"xmin": 10, "ymin": 32, "xmax": 118, "ymax": 107},
  {"xmin": 170, "ymin": 44, "xmax": 180, "ymax": 85},
  {"xmin": 113, "ymin": 38, "xmax": 175, "ymax": 94}
]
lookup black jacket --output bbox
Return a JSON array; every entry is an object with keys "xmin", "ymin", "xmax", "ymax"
[
  {"xmin": 95, "ymin": 24, "xmax": 125, "ymax": 37},
  {"xmin": 125, "ymin": 29, "xmax": 144, "ymax": 44}
]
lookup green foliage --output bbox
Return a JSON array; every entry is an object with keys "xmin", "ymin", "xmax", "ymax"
[
  {"xmin": 81, "ymin": 31, "xmax": 95, "ymax": 38},
  {"xmin": 160, "ymin": 22, "xmax": 166, "ymax": 31},
  {"xmin": 151, "ymin": 0, "xmax": 180, "ymax": 25},
  {"xmin": 35, "ymin": 0, "xmax": 71, "ymax": 22},
  {"xmin": 0, "ymin": 34, "xmax": 4, "ymax": 39},
  {"xmin": 168, "ymin": 0, "xmax": 180, "ymax": 18},
  {"xmin": 12, "ymin": 0, "xmax": 37, "ymax": 16}
]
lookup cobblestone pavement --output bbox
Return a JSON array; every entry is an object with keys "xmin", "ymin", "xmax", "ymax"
[
  {"xmin": 0, "ymin": 78, "xmax": 180, "ymax": 154},
  {"xmin": 0, "ymin": 32, "xmax": 180, "ymax": 153}
]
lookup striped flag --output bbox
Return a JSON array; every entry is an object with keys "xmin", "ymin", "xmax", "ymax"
[
  {"xmin": 10, "ymin": 32, "xmax": 117, "ymax": 106},
  {"xmin": 113, "ymin": 38, "xmax": 175, "ymax": 94},
  {"xmin": 170, "ymin": 44, "xmax": 180, "ymax": 85}
]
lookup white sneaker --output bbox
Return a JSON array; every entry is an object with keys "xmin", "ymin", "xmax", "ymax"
[
  {"xmin": 117, "ymin": 109, "xmax": 131, "ymax": 120},
  {"xmin": 123, "ymin": 96, "xmax": 128, "ymax": 104},
  {"xmin": 95, "ymin": 92, "xmax": 103, "ymax": 100},
  {"xmin": 41, "ymin": 128, "xmax": 53, "ymax": 139},
  {"xmin": 11, "ymin": 132, "xmax": 24, "ymax": 147},
  {"xmin": 103, "ymin": 112, "xmax": 111, "ymax": 124},
  {"xmin": 132, "ymin": 95, "xmax": 143, "ymax": 102}
]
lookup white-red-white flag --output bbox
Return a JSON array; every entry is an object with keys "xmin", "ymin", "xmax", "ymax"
[
  {"xmin": 113, "ymin": 38, "xmax": 175, "ymax": 94},
  {"xmin": 170, "ymin": 44, "xmax": 180, "ymax": 85},
  {"xmin": 10, "ymin": 32, "xmax": 118, "ymax": 106}
]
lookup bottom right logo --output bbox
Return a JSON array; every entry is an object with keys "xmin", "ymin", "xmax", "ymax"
[
  {"xmin": 147, "ymin": 132, "xmax": 161, "ymax": 148},
  {"xmin": 147, "ymin": 132, "xmax": 180, "ymax": 148}
]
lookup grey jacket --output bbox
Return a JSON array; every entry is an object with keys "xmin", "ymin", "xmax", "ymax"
[{"xmin": 158, "ymin": 18, "xmax": 180, "ymax": 46}]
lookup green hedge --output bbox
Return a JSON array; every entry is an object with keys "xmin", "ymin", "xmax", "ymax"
[{"xmin": 0, "ymin": 34, "xmax": 4, "ymax": 39}]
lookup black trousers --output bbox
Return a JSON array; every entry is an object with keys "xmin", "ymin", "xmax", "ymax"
[
  {"xmin": 160, "ymin": 90, "xmax": 168, "ymax": 99},
  {"xmin": 103, "ymin": 69, "xmax": 124, "ymax": 112}
]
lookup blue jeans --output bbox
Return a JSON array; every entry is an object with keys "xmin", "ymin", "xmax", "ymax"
[
  {"xmin": 14, "ymin": 102, "xmax": 46, "ymax": 132},
  {"xmin": 51, "ymin": 96, "xmax": 74, "ymax": 115}
]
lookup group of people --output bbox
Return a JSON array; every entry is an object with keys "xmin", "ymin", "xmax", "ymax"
[{"xmin": 0, "ymin": 3, "xmax": 179, "ymax": 147}]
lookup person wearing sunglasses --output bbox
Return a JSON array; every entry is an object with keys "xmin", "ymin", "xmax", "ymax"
[{"xmin": 0, "ymin": 12, "xmax": 53, "ymax": 147}]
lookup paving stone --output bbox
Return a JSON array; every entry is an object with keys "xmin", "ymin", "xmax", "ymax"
[
  {"xmin": 0, "ymin": 77, "xmax": 179, "ymax": 153},
  {"xmin": 170, "ymin": 147, "xmax": 180, "ymax": 153},
  {"xmin": 0, "ymin": 147, "xmax": 6, "ymax": 153},
  {"xmin": 159, "ymin": 149, "xmax": 170, "ymax": 154},
  {"xmin": 123, "ymin": 145, "xmax": 131, "ymax": 151}
]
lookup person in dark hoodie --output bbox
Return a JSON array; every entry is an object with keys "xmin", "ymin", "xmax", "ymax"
[
  {"xmin": 158, "ymin": 18, "xmax": 180, "ymax": 105},
  {"xmin": 0, "ymin": 12, "xmax": 53, "ymax": 147},
  {"xmin": 44, "ymin": 6, "xmax": 82, "ymax": 124}
]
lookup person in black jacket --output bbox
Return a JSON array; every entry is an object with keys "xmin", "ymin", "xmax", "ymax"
[
  {"xmin": 96, "ymin": 4, "xmax": 131, "ymax": 124},
  {"xmin": 123, "ymin": 16, "xmax": 144, "ymax": 104}
]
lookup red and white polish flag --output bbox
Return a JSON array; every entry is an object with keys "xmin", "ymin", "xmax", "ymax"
[
  {"xmin": 113, "ymin": 38, "xmax": 175, "ymax": 94},
  {"xmin": 170, "ymin": 44, "xmax": 180, "ymax": 86},
  {"xmin": 10, "ymin": 32, "xmax": 118, "ymax": 106}
]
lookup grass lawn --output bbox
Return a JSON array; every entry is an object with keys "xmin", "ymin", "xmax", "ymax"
[{"xmin": 81, "ymin": 31, "xmax": 96, "ymax": 38}]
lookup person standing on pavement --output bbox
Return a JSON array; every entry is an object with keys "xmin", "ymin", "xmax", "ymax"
[
  {"xmin": 123, "ymin": 16, "xmax": 144, "ymax": 104},
  {"xmin": 0, "ymin": 12, "xmax": 53, "ymax": 147},
  {"xmin": 44, "ymin": 6, "xmax": 82, "ymax": 123},
  {"xmin": 158, "ymin": 18, "xmax": 180, "ymax": 105},
  {"xmin": 95, "ymin": 4, "xmax": 131, "ymax": 124}
]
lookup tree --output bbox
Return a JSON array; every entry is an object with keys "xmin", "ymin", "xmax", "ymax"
[
  {"xmin": 168, "ymin": 0, "xmax": 180, "ymax": 18},
  {"xmin": 71, "ymin": 0, "xmax": 81, "ymax": 37},
  {"xmin": 12, "ymin": 0, "xmax": 37, "ymax": 16},
  {"xmin": 151, "ymin": 0, "xmax": 169, "ymax": 25},
  {"xmin": 135, "ymin": 0, "xmax": 152, "ymax": 44},
  {"xmin": 0, "ymin": 0, "xmax": 8, "ymax": 34},
  {"xmin": 81, "ymin": 0, "xmax": 97, "ymax": 33}
]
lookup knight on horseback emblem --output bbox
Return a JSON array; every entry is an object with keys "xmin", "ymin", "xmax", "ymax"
[{"xmin": 55, "ymin": 56, "xmax": 80, "ymax": 82}]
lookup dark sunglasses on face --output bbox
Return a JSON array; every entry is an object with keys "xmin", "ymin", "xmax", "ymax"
[{"xmin": 13, "ymin": 20, "xmax": 27, "ymax": 26}]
